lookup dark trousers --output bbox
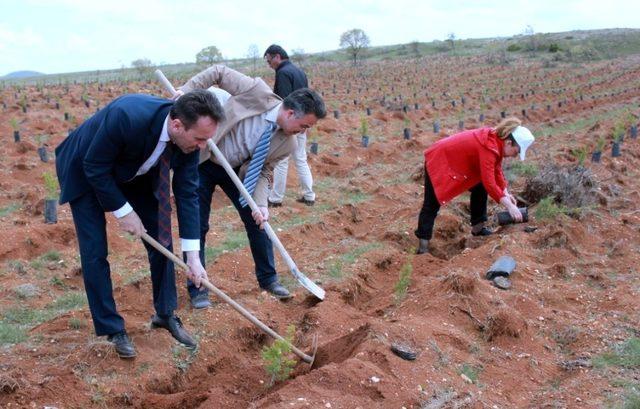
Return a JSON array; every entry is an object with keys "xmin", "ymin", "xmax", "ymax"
[
  {"xmin": 187, "ymin": 161, "xmax": 277, "ymax": 298},
  {"xmin": 415, "ymin": 170, "xmax": 488, "ymax": 240},
  {"xmin": 69, "ymin": 174, "xmax": 177, "ymax": 336}
]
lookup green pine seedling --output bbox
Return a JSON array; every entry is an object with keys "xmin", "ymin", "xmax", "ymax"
[
  {"xmin": 42, "ymin": 172, "xmax": 59, "ymax": 200},
  {"xmin": 360, "ymin": 116, "xmax": 368, "ymax": 136},
  {"xmin": 394, "ymin": 255, "xmax": 413, "ymax": 304},
  {"xmin": 261, "ymin": 325, "xmax": 297, "ymax": 386}
]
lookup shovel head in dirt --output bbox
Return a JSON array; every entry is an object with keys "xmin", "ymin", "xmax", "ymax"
[{"xmin": 486, "ymin": 255, "xmax": 516, "ymax": 280}]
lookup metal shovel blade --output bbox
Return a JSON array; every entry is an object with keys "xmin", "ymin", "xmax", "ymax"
[{"xmin": 291, "ymin": 266, "xmax": 325, "ymax": 300}]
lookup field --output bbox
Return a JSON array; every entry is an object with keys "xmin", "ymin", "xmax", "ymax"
[{"xmin": 1, "ymin": 35, "xmax": 640, "ymax": 408}]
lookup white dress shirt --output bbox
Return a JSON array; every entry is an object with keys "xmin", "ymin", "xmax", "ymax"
[{"xmin": 112, "ymin": 116, "xmax": 198, "ymax": 252}]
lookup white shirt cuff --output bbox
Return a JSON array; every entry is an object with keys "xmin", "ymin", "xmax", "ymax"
[
  {"xmin": 181, "ymin": 239, "xmax": 200, "ymax": 252},
  {"xmin": 112, "ymin": 202, "xmax": 133, "ymax": 218}
]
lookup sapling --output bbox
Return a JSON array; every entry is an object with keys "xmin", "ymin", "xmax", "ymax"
[
  {"xmin": 571, "ymin": 147, "xmax": 588, "ymax": 167},
  {"xmin": 261, "ymin": 325, "xmax": 297, "ymax": 386},
  {"xmin": 19, "ymin": 95, "xmax": 28, "ymax": 112},
  {"xmin": 394, "ymin": 255, "xmax": 413, "ymax": 304},
  {"xmin": 9, "ymin": 118, "xmax": 19, "ymax": 131},
  {"xmin": 43, "ymin": 172, "xmax": 59, "ymax": 200},
  {"xmin": 360, "ymin": 116, "xmax": 368, "ymax": 136},
  {"xmin": 613, "ymin": 121, "xmax": 625, "ymax": 143},
  {"xmin": 35, "ymin": 134, "xmax": 49, "ymax": 147}
]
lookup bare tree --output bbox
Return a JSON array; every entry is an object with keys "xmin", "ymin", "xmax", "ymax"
[
  {"xmin": 339, "ymin": 28, "xmax": 370, "ymax": 65},
  {"xmin": 446, "ymin": 32, "xmax": 456, "ymax": 50},
  {"xmin": 246, "ymin": 44, "xmax": 260, "ymax": 74},
  {"xmin": 131, "ymin": 58, "xmax": 152, "ymax": 76},
  {"xmin": 409, "ymin": 40, "xmax": 421, "ymax": 58},
  {"xmin": 523, "ymin": 25, "xmax": 537, "ymax": 53},
  {"xmin": 196, "ymin": 45, "xmax": 223, "ymax": 65}
]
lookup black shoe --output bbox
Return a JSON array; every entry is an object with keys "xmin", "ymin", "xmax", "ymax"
[
  {"xmin": 296, "ymin": 197, "xmax": 315, "ymax": 206},
  {"xmin": 471, "ymin": 227, "xmax": 493, "ymax": 237},
  {"xmin": 262, "ymin": 281, "xmax": 292, "ymax": 300},
  {"xmin": 268, "ymin": 200, "xmax": 282, "ymax": 208},
  {"xmin": 150, "ymin": 314, "xmax": 197, "ymax": 348},
  {"xmin": 107, "ymin": 331, "xmax": 136, "ymax": 359},
  {"xmin": 190, "ymin": 292, "xmax": 211, "ymax": 309},
  {"xmin": 416, "ymin": 239, "xmax": 429, "ymax": 254}
]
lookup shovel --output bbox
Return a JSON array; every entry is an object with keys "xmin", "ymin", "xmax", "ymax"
[
  {"xmin": 140, "ymin": 232, "xmax": 317, "ymax": 364},
  {"xmin": 155, "ymin": 69, "xmax": 325, "ymax": 301}
]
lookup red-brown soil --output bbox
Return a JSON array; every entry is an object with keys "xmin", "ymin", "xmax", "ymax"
[{"xmin": 1, "ymin": 54, "xmax": 640, "ymax": 408}]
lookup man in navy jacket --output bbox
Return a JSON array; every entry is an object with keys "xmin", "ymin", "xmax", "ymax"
[
  {"xmin": 55, "ymin": 90, "xmax": 224, "ymax": 358},
  {"xmin": 263, "ymin": 44, "xmax": 317, "ymax": 207}
]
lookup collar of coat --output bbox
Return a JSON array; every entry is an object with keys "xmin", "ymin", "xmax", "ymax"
[{"xmin": 477, "ymin": 128, "xmax": 504, "ymax": 158}]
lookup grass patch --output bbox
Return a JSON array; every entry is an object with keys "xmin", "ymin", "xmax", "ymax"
[
  {"xmin": 594, "ymin": 337, "xmax": 640, "ymax": 369},
  {"xmin": 324, "ymin": 242, "xmax": 383, "ymax": 281},
  {"xmin": 620, "ymin": 389, "xmax": 640, "ymax": 409},
  {"xmin": 29, "ymin": 258, "xmax": 45, "ymax": 271},
  {"xmin": 341, "ymin": 242, "xmax": 382, "ymax": 264},
  {"xmin": 279, "ymin": 274, "xmax": 300, "ymax": 291},
  {"xmin": 122, "ymin": 269, "xmax": 150, "ymax": 286},
  {"xmin": 507, "ymin": 161, "xmax": 538, "ymax": 178},
  {"xmin": 327, "ymin": 260, "xmax": 344, "ymax": 279},
  {"xmin": 5, "ymin": 260, "xmax": 26, "ymax": 275},
  {"xmin": 0, "ymin": 202, "xmax": 20, "ymax": 218},
  {"xmin": 535, "ymin": 106, "xmax": 631, "ymax": 138},
  {"xmin": 172, "ymin": 344, "xmax": 199, "ymax": 372},
  {"xmin": 41, "ymin": 250, "xmax": 61, "ymax": 262},
  {"xmin": 0, "ymin": 291, "xmax": 87, "ymax": 345},
  {"xmin": 50, "ymin": 276, "xmax": 67, "ymax": 289},
  {"xmin": 272, "ymin": 213, "xmax": 321, "ymax": 230},
  {"xmin": 535, "ymin": 197, "xmax": 571, "ymax": 220},
  {"xmin": 68, "ymin": 317, "xmax": 86, "ymax": 330},
  {"xmin": 551, "ymin": 326, "xmax": 581, "ymax": 352},
  {"xmin": 314, "ymin": 177, "xmax": 340, "ymax": 193},
  {"xmin": 394, "ymin": 256, "xmax": 413, "ymax": 304},
  {"xmin": 50, "ymin": 291, "xmax": 87, "ymax": 311},
  {"xmin": 0, "ymin": 322, "xmax": 28, "ymax": 344},
  {"xmin": 338, "ymin": 190, "xmax": 371, "ymax": 205},
  {"xmin": 29, "ymin": 250, "xmax": 62, "ymax": 271},
  {"xmin": 458, "ymin": 363, "xmax": 482, "ymax": 384},
  {"xmin": 205, "ymin": 230, "xmax": 249, "ymax": 262}
]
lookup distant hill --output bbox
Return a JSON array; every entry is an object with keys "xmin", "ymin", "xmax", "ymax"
[
  {"xmin": 1, "ymin": 70, "xmax": 45, "ymax": 79},
  {"xmin": 3, "ymin": 27, "xmax": 640, "ymax": 86}
]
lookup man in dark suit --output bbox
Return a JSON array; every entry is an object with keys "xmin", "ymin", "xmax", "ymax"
[
  {"xmin": 55, "ymin": 90, "xmax": 224, "ymax": 358},
  {"xmin": 263, "ymin": 44, "xmax": 317, "ymax": 207}
]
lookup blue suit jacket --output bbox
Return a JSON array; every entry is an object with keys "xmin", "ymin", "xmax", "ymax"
[{"xmin": 55, "ymin": 94, "xmax": 200, "ymax": 240}]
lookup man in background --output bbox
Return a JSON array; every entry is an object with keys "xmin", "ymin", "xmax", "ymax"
[{"xmin": 264, "ymin": 44, "xmax": 316, "ymax": 207}]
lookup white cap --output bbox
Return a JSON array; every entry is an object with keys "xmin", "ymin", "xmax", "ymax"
[{"xmin": 511, "ymin": 126, "xmax": 535, "ymax": 161}]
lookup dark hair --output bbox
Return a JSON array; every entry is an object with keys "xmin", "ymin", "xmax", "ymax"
[
  {"xmin": 282, "ymin": 88, "xmax": 326, "ymax": 119},
  {"xmin": 263, "ymin": 44, "xmax": 289, "ymax": 60},
  {"xmin": 169, "ymin": 89, "xmax": 225, "ymax": 129}
]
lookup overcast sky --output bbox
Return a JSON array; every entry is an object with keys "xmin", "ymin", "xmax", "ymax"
[{"xmin": 1, "ymin": 0, "xmax": 639, "ymax": 75}]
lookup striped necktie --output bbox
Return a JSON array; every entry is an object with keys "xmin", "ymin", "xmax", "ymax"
[{"xmin": 239, "ymin": 122, "xmax": 276, "ymax": 207}]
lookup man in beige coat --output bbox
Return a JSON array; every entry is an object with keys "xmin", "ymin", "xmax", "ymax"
[{"xmin": 175, "ymin": 65, "xmax": 326, "ymax": 307}]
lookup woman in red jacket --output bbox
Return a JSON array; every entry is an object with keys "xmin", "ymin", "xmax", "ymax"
[{"xmin": 415, "ymin": 117, "xmax": 535, "ymax": 254}]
